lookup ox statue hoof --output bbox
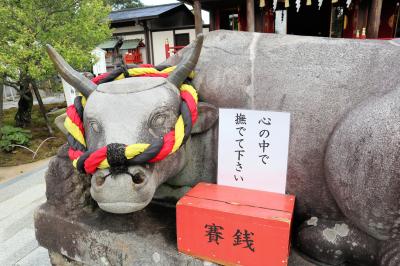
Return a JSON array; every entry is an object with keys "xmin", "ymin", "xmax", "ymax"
[
  {"xmin": 49, "ymin": 251, "xmax": 82, "ymax": 266},
  {"xmin": 297, "ymin": 217, "xmax": 378, "ymax": 265}
]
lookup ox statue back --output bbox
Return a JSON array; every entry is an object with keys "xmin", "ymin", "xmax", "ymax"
[{"xmin": 47, "ymin": 30, "xmax": 400, "ymax": 266}]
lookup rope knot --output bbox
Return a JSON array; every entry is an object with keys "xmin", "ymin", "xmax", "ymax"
[{"xmin": 107, "ymin": 143, "xmax": 128, "ymax": 175}]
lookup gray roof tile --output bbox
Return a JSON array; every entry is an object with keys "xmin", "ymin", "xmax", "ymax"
[{"xmin": 109, "ymin": 3, "xmax": 182, "ymax": 22}]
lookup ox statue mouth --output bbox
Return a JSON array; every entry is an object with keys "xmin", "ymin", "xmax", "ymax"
[
  {"xmin": 98, "ymin": 200, "xmax": 151, "ymax": 213},
  {"xmin": 90, "ymin": 166, "xmax": 156, "ymax": 214}
]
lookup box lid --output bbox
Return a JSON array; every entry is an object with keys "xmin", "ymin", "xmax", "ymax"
[{"xmin": 184, "ymin": 182, "xmax": 295, "ymax": 213}]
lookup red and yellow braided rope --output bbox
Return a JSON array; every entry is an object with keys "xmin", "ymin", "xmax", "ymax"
[{"xmin": 64, "ymin": 65, "xmax": 198, "ymax": 174}]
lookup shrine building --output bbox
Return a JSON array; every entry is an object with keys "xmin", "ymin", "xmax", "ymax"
[
  {"xmin": 184, "ymin": 0, "xmax": 399, "ymax": 39},
  {"xmin": 97, "ymin": 3, "xmax": 209, "ymax": 71}
]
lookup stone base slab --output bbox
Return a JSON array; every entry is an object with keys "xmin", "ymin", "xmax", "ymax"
[{"xmin": 34, "ymin": 203, "xmax": 316, "ymax": 265}]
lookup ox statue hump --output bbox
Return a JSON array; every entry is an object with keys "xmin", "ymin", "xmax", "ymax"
[{"xmin": 46, "ymin": 30, "xmax": 399, "ymax": 266}]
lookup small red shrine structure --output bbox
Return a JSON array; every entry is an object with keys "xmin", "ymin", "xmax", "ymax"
[{"xmin": 121, "ymin": 39, "xmax": 145, "ymax": 65}]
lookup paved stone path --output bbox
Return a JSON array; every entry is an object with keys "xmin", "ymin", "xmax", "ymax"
[{"xmin": 0, "ymin": 166, "xmax": 51, "ymax": 266}]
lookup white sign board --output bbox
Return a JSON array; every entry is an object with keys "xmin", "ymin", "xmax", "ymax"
[
  {"xmin": 61, "ymin": 78, "xmax": 76, "ymax": 106},
  {"xmin": 217, "ymin": 108, "xmax": 290, "ymax": 194},
  {"xmin": 92, "ymin": 48, "xmax": 107, "ymax": 76}
]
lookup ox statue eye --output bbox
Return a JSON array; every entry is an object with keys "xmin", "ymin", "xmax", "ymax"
[
  {"xmin": 150, "ymin": 113, "xmax": 167, "ymax": 128},
  {"xmin": 148, "ymin": 107, "xmax": 176, "ymax": 136},
  {"xmin": 89, "ymin": 120, "xmax": 101, "ymax": 133}
]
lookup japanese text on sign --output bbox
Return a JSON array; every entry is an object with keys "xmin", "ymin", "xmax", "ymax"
[
  {"xmin": 205, "ymin": 223, "xmax": 256, "ymax": 252},
  {"xmin": 234, "ymin": 113, "xmax": 247, "ymax": 181},
  {"xmin": 218, "ymin": 109, "xmax": 290, "ymax": 193},
  {"xmin": 258, "ymin": 117, "xmax": 272, "ymax": 165}
]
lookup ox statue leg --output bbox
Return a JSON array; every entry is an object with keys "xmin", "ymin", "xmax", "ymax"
[
  {"xmin": 320, "ymin": 89, "xmax": 400, "ymax": 265},
  {"xmin": 378, "ymin": 240, "xmax": 400, "ymax": 266}
]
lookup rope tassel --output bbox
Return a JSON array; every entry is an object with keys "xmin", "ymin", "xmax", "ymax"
[{"xmin": 65, "ymin": 65, "xmax": 198, "ymax": 175}]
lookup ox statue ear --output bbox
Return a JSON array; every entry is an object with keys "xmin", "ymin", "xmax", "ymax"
[
  {"xmin": 55, "ymin": 113, "xmax": 68, "ymax": 136},
  {"xmin": 191, "ymin": 102, "xmax": 219, "ymax": 134}
]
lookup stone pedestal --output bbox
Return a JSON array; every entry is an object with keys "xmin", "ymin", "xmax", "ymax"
[
  {"xmin": 34, "ymin": 145, "xmax": 317, "ymax": 265},
  {"xmin": 34, "ymin": 202, "xmax": 206, "ymax": 265},
  {"xmin": 34, "ymin": 202, "xmax": 316, "ymax": 266}
]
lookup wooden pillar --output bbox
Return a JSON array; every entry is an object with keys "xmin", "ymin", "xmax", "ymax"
[
  {"xmin": 194, "ymin": 0, "xmax": 203, "ymax": 35},
  {"xmin": 367, "ymin": 0, "xmax": 383, "ymax": 38},
  {"xmin": 143, "ymin": 21, "xmax": 151, "ymax": 64},
  {"xmin": 352, "ymin": 0, "xmax": 360, "ymax": 38},
  {"xmin": 262, "ymin": 1, "xmax": 274, "ymax": 33},
  {"xmin": 210, "ymin": 8, "xmax": 220, "ymax": 31},
  {"xmin": 210, "ymin": 9, "xmax": 215, "ymax": 31},
  {"xmin": 246, "ymin": 0, "xmax": 255, "ymax": 32},
  {"xmin": 215, "ymin": 8, "xmax": 220, "ymax": 30}
]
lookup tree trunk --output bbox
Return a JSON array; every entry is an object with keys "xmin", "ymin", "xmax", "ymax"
[
  {"xmin": 32, "ymin": 83, "xmax": 54, "ymax": 135},
  {"xmin": 15, "ymin": 79, "xmax": 33, "ymax": 127}
]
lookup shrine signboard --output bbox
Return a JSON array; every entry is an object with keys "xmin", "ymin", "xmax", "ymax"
[{"xmin": 217, "ymin": 108, "xmax": 290, "ymax": 194}]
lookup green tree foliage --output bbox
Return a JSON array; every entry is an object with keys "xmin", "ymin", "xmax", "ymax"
[
  {"xmin": 105, "ymin": 0, "xmax": 144, "ymax": 10},
  {"xmin": 0, "ymin": 0, "xmax": 112, "ymax": 126}
]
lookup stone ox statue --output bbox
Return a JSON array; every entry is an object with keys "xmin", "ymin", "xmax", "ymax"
[{"xmin": 46, "ymin": 30, "xmax": 399, "ymax": 266}]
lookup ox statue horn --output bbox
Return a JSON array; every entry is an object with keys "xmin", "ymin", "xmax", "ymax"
[
  {"xmin": 168, "ymin": 34, "xmax": 204, "ymax": 87},
  {"xmin": 46, "ymin": 44, "xmax": 96, "ymax": 98}
]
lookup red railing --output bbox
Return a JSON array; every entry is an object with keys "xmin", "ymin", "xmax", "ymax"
[{"xmin": 165, "ymin": 39, "xmax": 185, "ymax": 59}]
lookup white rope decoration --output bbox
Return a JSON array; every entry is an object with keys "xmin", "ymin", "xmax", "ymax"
[{"xmin": 318, "ymin": 0, "xmax": 323, "ymax": 9}]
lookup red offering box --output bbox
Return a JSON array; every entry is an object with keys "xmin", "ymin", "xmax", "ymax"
[{"xmin": 176, "ymin": 183, "xmax": 295, "ymax": 266}]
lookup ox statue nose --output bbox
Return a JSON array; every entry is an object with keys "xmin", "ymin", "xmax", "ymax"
[
  {"xmin": 103, "ymin": 143, "xmax": 147, "ymax": 185},
  {"xmin": 90, "ymin": 165, "xmax": 155, "ymax": 213},
  {"xmin": 93, "ymin": 166, "xmax": 148, "ymax": 188},
  {"xmin": 92, "ymin": 165, "xmax": 149, "ymax": 192}
]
